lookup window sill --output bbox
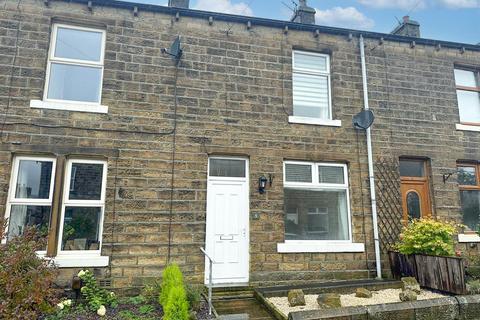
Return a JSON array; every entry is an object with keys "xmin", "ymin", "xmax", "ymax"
[
  {"xmin": 277, "ymin": 242, "xmax": 365, "ymax": 253},
  {"xmin": 39, "ymin": 254, "xmax": 109, "ymax": 267},
  {"xmin": 456, "ymin": 123, "xmax": 480, "ymax": 132},
  {"xmin": 458, "ymin": 234, "xmax": 480, "ymax": 243},
  {"xmin": 30, "ymin": 100, "xmax": 108, "ymax": 114},
  {"xmin": 288, "ymin": 116, "xmax": 342, "ymax": 127}
]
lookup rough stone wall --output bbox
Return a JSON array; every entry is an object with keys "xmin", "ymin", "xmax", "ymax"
[{"xmin": 0, "ymin": 0, "xmax": 479, "ymax": 292}]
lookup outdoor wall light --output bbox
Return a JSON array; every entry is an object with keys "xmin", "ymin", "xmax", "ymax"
[{"xmin": 258, "ymin": 176, "xmax": 268, "ymax": 194}]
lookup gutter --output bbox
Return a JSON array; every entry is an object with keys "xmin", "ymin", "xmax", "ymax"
[
  {"xmin": 52, "ymin": 0, "xmax": 480, "ymax": 52},
  {"xmin": 359, "ymin": 35, "xmax": 382, "ymax": 279}
]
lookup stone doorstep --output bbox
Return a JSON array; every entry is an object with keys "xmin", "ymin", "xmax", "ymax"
[{"xmin": 286, "ymin": 295, "xmax": 480, "ymax": 320}]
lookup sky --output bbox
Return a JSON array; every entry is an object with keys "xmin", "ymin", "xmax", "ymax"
[{"xmin": 126, "ymin": 0, "xmax": 479, "ymax": 45}]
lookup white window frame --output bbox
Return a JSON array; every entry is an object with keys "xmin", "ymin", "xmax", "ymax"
[
  {"xmin": 278, "ymin": 161, "xmax": 364, "ymax": 253},
  {"xmin": 289, "ymin": 51, "xmax": 341, "ymax": 127},
  {"xmin": 2, "ymin": 156, "xmax": 57, "ymax": 255},
  {"xmin": 30, "ymin": 24, "xmax": 108, "ymax": 113},
  {"xmin": 56, "ymin": 159, "xmax": 108, "ymax": 260},
  {"xmin": 454, "ymin": 67, "xmax": 480, "ymax": 131}
]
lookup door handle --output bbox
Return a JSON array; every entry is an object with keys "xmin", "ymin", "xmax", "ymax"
[{"xmin": 242, "ymin": 228, "xmax": 246, "ymax": 237}]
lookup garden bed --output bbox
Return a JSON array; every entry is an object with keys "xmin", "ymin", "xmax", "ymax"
[
  {"xmin": 267, "ymin": 288, "xmax": 445, "ymax": 317},
  {"xmin": 42, "ymin": 298, "xmax": 214, "ymax": 320}
]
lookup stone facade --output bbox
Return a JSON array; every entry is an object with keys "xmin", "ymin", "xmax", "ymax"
[{"xmin": 0, "ymin": 0, "xmax": 479, "ymax": 293}]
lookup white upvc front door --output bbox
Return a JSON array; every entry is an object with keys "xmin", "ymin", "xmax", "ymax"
[{"xmin": 205, "ymin": 157, "xmax": 249, "ymax": 285}]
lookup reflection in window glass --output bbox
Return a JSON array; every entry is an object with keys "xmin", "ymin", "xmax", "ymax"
[
  {"xmin": 7, "ymin": 205, "xmax": 51, "ymax": 250},
  {"xmin": 54, "ymin": 27, "xmax": 103, "ymax": 62},
  {"xmin": 209, "ymin": 159, "xmax": 246, "ymax": 177},
  {"xmin": 47, "ymin": 63, "xmax": 102, "ymax": 103},
  {"xmin": 458, "ymin": 166, "xmax": 477, "ymax": 186},
  {"xmin": 399, "ymin": 159, "xmax": 425, "ymax": 177},
  {"xmin": 15, "ymin": 160, "xmax": 53, "ymax": 199},
  {"xmin": 460, "ymin": 190, "xmax": 480, "ymax": 232},
  {"xmin": 457, "ymin": 90, "xmax": 480, "ymax": 123},
  {"xmin": 69, "ymin": 163, "xmax": 104, "ymax": 200},
  {"xmin": 61, "ymin": 207, "xmax": 101, "ymax": 251},
  {"xmin": 284, "ymin": 189, "xmax": 348, "ymax": 241},
  {"xmin": 406, "ymin": 192, "xmax": 421, "ymax": 220},
  {"xmin": 454, "ymin": 69, "xmax": 477, "ymax": 88}
]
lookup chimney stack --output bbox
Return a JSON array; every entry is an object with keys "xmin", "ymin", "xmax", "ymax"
[
  {"xmin": 391, "ymin": 15, "xmax": 421, "ymax": 38},
  {"xmin": 168, "ymin": 0, "xmax": 189, "ymax": 9},
  {"xmin": 291, "ymin": 0, "xmax": 316, "ymax": 25}
]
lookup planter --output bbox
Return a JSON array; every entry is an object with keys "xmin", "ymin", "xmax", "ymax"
[{"xmin": 389, "ymin": 251, "xmax": 466, "ymax": 295}]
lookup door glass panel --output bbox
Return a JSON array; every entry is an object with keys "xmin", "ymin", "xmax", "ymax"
[
  {"xmin": 400, "ymin": 159, "xmax": 425, "ymax": 177},
  {"xmin": 458, "ymin": 166, "xmax": 477, "ymax": 186},
  {"xmin": 61, "ymin": 206, "xmax": 102, "ymax": 250},
  {"xmin": 285, "ymin": 163, "xmax": 312, "ymax": 183},
  {"xmin": 406, "ymin": 191, "xmax": 421, "ymax": 220},
  {"xmin": 15, "ymin": 160, "xmax": 53, "ymax": 199},
  {"xmin": 209, "ymin": 159, "xmax": 246, "ymax": 177},
  {"xmin": 69, "ymin": 163, "xmax": 104, "ymax": 200}
]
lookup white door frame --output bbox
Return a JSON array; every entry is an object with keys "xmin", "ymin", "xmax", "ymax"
[{"xmin": 205, "ymin": 156, "xmax": 250, "ymax": 286}]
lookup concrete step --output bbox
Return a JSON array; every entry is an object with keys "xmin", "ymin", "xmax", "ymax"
[{"xmin": 212, "ymin": 287, "xmax": 255, "ymax": 301}]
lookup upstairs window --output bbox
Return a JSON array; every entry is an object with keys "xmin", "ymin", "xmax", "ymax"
[
  {"xmin": 455, "ymin": 68, "xmax": 480, "ymax": 124},
  {"xmin": 283, "ymin": 161, "xmax": 351, "ymax": 242},
  {"xmin": 45, "ymin": 24, "xmax": 105, "ymax": 105},
  {"xmin": 292, "ymin": 51, "xmax": 332, "ymax": 120}
]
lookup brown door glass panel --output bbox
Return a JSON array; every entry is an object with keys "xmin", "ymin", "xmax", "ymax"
[{"xmin": 406, "ymin": 191, "xmax": 421, "ymax": 220}]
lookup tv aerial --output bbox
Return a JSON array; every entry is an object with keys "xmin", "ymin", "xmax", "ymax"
[
  {"xmin": 353, "ymin": 110, "xmax": 375, "ymax": 130},
  {"xmin": 162, "ymin": 36, "xmax": 183, "ymax": 64}
]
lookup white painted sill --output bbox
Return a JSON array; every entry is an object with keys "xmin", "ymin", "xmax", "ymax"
[
  {"xmin": 277, "ymin": 242, "xmax": 365, "ymax": 253},
  {"xmin": 458, "ymin": 234, "xmax": 480, "ymax": 243},
  {"xmin": 30, "ymin": 100, "xmax": 108, "ymax": 114},
  {"xmin": 456, "ymin": 124, "xmax": 480, "ymax": 132},
  {"xmin": 38, "ymin": 254, "xmax": 110, "ymax": 268},
  {"xmin": 288, "ymin": 116, "xmax": 342, "ymax": 127}
]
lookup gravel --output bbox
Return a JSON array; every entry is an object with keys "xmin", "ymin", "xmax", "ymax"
[{"xmin": 268, "ymin": 289, "xmax": 446, "ymax": 317}]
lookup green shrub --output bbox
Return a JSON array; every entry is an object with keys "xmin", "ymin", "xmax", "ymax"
[
  {"xmin": 160, "ymin": 264, "xmax": 184, "ymax": 306},
  {"xmin": 0, "ymin": 220, "xmax": 59, "ymax": 319},
  {"xmin": 395, "ymin": 219, "xmax": 458, "ymax": 256},
  {"xmin": 78, "ymin": 270, "xmax": 117, "ymax": 312},
  {"xmin": 186, "ymin": 284, "xmax": 204, "ymax": 311},
  {"xmin": 164, "ymin": 286, "xmax": 189, "ymax": 320}
]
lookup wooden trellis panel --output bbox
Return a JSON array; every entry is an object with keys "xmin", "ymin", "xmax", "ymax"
[{"xmin": 375, "ymin": 157, "xmax": 403, "ymax": 253}]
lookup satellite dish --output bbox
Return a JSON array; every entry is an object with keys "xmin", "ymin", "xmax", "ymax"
[
  {"xmin": 162, "ymin": 36, "xmax": 183, "ymax": 64},
  {"xmin": 353, "ymin": 110, "xmax": 375, "ymax": 129}
]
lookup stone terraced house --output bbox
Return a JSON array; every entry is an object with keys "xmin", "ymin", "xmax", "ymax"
[{"xmin": 0, "ymin": 0, "xmax": 480, "ymax": 294}]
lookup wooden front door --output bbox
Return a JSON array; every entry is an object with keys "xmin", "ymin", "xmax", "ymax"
[{"xmin": 400, "ymin": 159, "xmax": 432, "ymax": 222}]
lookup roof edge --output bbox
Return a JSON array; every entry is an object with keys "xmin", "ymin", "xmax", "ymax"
[{"xmin": 54, "ymin": 0, "xmax": 480, "ymax": 52}]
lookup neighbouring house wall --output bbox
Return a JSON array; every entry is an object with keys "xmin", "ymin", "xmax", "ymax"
[{"xmin": 0, "ymin": 0, "xmax": 479, "ymax": 293}]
